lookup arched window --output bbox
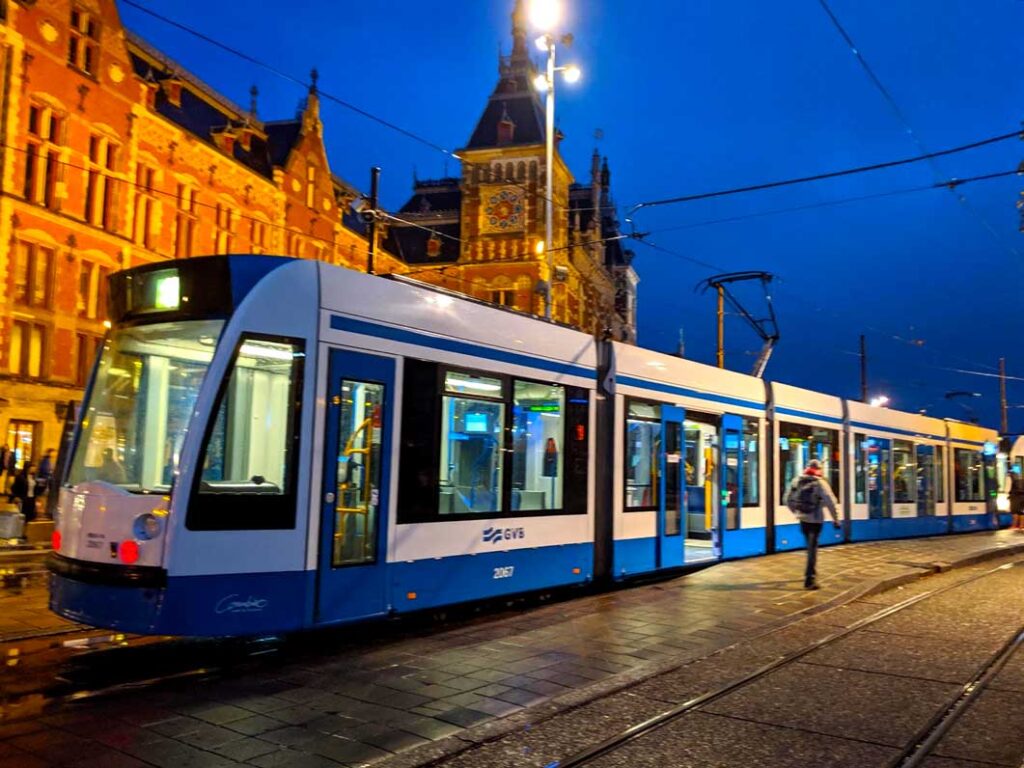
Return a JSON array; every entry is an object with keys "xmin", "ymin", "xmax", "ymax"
[
  {"xmin": 517, "ymin": 161, "xmax": 526, "ymax": 181},
  {"xmin": 505, "ymin": 162, "xmax": 514, "ymax": 180},
  {"xmin": 529, "ymin": 161, "xmax": 538, "ymax": 181},
  {"xmin": 493, "ymin": 163, "xmax": 503, "ymax": 181}
]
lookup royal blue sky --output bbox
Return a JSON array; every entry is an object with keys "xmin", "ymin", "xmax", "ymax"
[{"xmin": 119, "ymin": 1, "xmax": 1024, "ymax": 428}]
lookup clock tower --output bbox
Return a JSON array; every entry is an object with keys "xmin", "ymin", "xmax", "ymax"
[{"xmin": 384, "ymin": 1, "xmax": 638, "ymax": 341}]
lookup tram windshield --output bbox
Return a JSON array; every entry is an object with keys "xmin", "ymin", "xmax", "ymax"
[{"xmin": 67, "ymin": 320, "xmax": 225, "ymax": 493}]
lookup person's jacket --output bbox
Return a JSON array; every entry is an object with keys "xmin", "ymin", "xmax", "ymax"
[
  {"xmin": 10, "ymin": 472, "xmax": 35, "ymax": 500},
  {"xmin": 785, "ymin": 473, "xmax": 840, "ymax": 525}
]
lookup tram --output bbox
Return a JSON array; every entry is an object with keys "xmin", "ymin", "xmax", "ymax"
[{"xmin": 48, "ymin": 256, "xmax": 1004, "ymax": 636}]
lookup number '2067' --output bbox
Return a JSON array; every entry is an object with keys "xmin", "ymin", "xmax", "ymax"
[{"xmin": 492, "ymin": 566, "xmax": 514, "ymax": 579}]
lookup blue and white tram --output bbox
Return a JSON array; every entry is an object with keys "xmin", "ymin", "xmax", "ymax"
[{"xmin": 48, "ymin": 255, "xmax": 1006, "ymax": 637}]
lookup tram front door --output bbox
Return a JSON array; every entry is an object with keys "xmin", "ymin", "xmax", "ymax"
[{"xmin": 316, "ymin": 349, "xmax": 392, "ymax": 624}]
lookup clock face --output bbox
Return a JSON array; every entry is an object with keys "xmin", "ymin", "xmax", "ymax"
[{"xmin": 481, "ymin": 186, "xmax": 524, "ymax": 233}]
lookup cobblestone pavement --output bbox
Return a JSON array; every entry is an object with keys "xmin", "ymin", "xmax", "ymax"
[{"xmin": 1, "ymin": 531, "xmax": 1023, "ymax": 768}]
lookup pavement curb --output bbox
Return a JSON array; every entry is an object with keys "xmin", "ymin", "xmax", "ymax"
[
  {"xmin": 378, "ymin": 538, "xmax": 1024, "ymax": 768},
  {"xmin": 0, "ymin": 547, "xmax": 50, "ymax": 563}
]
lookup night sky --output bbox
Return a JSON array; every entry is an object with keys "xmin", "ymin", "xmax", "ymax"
[{"xmin": 119, "ymin": 1, "xmax": 1024, "ymax": 429}]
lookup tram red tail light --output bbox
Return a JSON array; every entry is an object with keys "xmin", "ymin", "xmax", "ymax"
[
  {"xmin": 51, "ymin": 530, "xmax": 61, "ymax": 551},
  {"xmin": 118, "ymin": 540, "xmax": 140, "ymax": 565}
]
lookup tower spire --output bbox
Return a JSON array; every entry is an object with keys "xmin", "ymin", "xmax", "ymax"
[{"xmin": 511, "ymin": 0, "xmax": 528, "ymax": 60}]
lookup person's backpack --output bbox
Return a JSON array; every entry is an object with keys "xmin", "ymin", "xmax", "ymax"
[{"xmin": 791, "ymin": 476, "xmax": 820, "ymax": 515}]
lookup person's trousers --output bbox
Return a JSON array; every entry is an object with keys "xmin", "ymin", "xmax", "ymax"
[{"xmin": 800, "ymin": 521, "xmax": 823, "ymax": 585}]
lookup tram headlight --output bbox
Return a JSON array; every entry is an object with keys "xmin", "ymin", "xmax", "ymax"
[{"xmin": 133, "ymin": 513, "xmax": 162, "ymax": 540}]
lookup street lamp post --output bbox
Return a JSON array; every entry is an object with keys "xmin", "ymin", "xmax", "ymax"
[{"xmin": 529, "ymin": 0, "xmax": 581, "ymax": 321}]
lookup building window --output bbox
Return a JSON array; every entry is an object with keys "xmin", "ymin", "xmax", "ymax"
[
  {"xmin": 68, "ymin": 6, "xmax": 100, "ymax": 76},
  {"xmin": 77, "ymin": 261, "xmax": 109, "ymax": 319},
  {"xmin": 490, "ymin": 289, "xmax": 515, "ymax": 308},
  {"xmin": 24, "ymin": 104, "xmax": 62, "ymax": 209},
  {"xmin": 13, "ymin": 241, "xmax": 54, "ymax": 309},
  {"xmin": 249, "ymin": 218, "xmax": 267, "ymax": 254},
  {"xmin": 85, "ymin": 134, "xmax": 118, "ymax": 230},
  {"xmin": 214, "ymin": 204, "xmax": 234, "ymax": 255},
  {"xmin": 175, "ymin": 185, "xmax": 197, "ymax": 258},
  {"xmin": 134, "ymin": 164, "xmax": 157, "ymax": 249},
  {"xmin": 8, "ymin": 420, "xmax": 40, "ymax": 468},
  {"xmin": 936, "ymin": 446, "xmax": 945, "ymax": 503},
  {"xmin": 75, "ymin": 333, "xmax": 101, "ymax": 386},
  {"xmin": 9, "ymin": 320, "xmax": 46, "ymax": 378},
  {"xmin": 306, "ymin": 164, "xmax": 316, "ymax": 208}
]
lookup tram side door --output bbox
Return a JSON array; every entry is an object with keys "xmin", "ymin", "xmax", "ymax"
[
  {"xmin": 316, "ymin": 350, "xmax": 393, "ymax": 624},
  {"xmin": 867, "ymin": 437, "xmax": 892, "ymax": 520},
  {"xmin": 719, "ymin": 415, "xmax": 743, "ymax": 558},
  {"xmin": 657, "ymin": 406, "xmax": 685, "ymax": 569},
  {"xmin": 916, "ymin": 445, "xmax": 935, "ymax": 517}
]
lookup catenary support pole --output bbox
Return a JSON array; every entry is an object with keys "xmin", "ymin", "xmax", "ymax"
[
  {"xmin": 716, "ymin": 285, "xmax": 724, "ymax": 369},
  {"xmin": 860, "ymin": 334, "xmax": 868, "ymax": 402},
  {"xmin": 1000, "ymin": 357, "xmax": 1008, "ymax": 434},
  {"xmin": 367, "ymin": 166, "xmax": 380, "ymax": 275}
]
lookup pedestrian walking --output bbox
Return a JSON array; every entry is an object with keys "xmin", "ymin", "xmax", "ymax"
[
  {"xmin": 10, "ymin": 462, "xmax": 38, "ymax": 524},
  {"xmin": 4, "ymin": 448, "xmax": 16, "ymax": 495},
  {"xmin": 785, "ymin": 459, "xmax": 840, "ymax": 590},
  {"xmin": 1007, "ymin": 466, "xmax": 1024, "ymax": 531},
  {"xmin": 37, "ymin": 448, "xmax": 55, "ymax": 502}
]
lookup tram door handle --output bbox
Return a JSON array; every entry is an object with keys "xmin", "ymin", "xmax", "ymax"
[{"xmin": 325, "ymin": 492, "xmax": 336, "ymax": 504}]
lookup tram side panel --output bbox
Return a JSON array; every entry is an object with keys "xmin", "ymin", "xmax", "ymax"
[
  {"xmin": 845, "ymin": 403, "xmax": 950, "ymax": 541},
  {"xmin": 610, "ymin": 342, "xmax": 769, "ymax": 577},
  {"xmin": 946, "ymin": 420, "xmax": 1001, "ymax": 533},
  {"xmin": 770, "ymin": 383, "xmax": 845, "ymax": 553},
  {"xmin": 316, "ymin": 267, "xmax": 598, "ymax": 619}
]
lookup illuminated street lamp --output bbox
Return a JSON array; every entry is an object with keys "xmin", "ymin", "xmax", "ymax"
[
  {"xmin": 869, "ymin": 395, "xmax": 890, "ymax": 408},
  {"xmin": 529, "ymin": 0, "xmax": 582, "ymax": 320}
]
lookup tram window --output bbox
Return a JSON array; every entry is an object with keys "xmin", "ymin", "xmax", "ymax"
[
  {"xmin": 778, "ymin": 421, "xmax": 839, "ymax": 500},
  {"xmin": 742, "ymin": 418, "xmax": 759, "ymax": 506},
  {"xmin": 439, "ymin": 371, "xmax": 505, "ymax": 515},
  {"xmin": 625, "ymin": 401, "xmax": 660, "ymax": 511},
  {"xmin": 936, "ymin": 447, "xmax": 945, "ymax": 503},
  {"xmin": 893, "ymin": 440, "xmax": 916, "ymax": 503},
  {"xmin": 854, "ymin": 433, "xmax": 867, "ymax": 504},
  {"xmin": 954, "ymin": 448, "xmax": 984, "ymax": 502},
  {"xmin": 398, "ymin": 363, "xmax": 588, "ymax": 522},
  {"xmin": 187, "ymin": 335, "xmax": 304, "ymax": 530},
  {"xmin": 332, "ymin": 380, "xmax": 384, "ymax": 566},
  {"xmin": 511, "ymin": 381, "xmax": 565, "ymax": 511}
]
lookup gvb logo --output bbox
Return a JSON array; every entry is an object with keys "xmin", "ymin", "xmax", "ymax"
[{"xmin": 482, "ymin": 526, "xmax": 525, "ymax": 544}]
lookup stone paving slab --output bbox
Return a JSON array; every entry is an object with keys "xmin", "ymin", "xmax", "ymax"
[
  {"xmin": 701, "ymin": 661, "xmax": 960, "ymax": 748},
  {"xmin": 802, "ymin": 628, "xmax": 1000, "ymax": 684},
  {"xmin": 2, "ymin": 531, "xmax": 1024, "ymax": 767}
]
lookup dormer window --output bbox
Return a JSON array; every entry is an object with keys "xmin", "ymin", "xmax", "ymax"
[
  {"xmin": 162, "ymin": 78, "xmax": 183, "ymax": 107},
  {"xmin": 68, "ymin": 6, "xmax": 100, "ymax": 76},
  {"xmin": 496, "ymin": 109, "xmax": 516, "ymax": 145}
]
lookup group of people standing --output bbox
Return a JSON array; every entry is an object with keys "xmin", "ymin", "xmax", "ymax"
[{"xmin": 0, "ymin": 445, "xmax": 55, "ymax": 523}]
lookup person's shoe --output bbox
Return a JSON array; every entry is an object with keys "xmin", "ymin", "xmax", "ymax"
[{"xmin": 804, "ymin": 581, "xmax": 820, "ymax": 590}]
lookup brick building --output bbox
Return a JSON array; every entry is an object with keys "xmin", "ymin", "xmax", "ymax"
[{"xmin": 0, "ymin": 0, "xmax": 404, "ymax": 464}]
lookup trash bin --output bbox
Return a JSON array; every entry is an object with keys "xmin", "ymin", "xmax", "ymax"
[{"xmin": 0, "ymin": 501, "xmax": 25, "ymax": 540}]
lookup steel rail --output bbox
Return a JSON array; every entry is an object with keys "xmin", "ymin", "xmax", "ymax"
[
  {"xmin": 548, "ymin": 560, "xmax": 1021, "ymax": 768},
  {"xmin": 892, "ymin": 624, "xmax": 1024, "ymax": 768}
]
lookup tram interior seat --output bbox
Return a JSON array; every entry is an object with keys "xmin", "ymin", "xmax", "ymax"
[{"xmin": 686, "ymin": 485, "xmax": 711, "ymax": 539}]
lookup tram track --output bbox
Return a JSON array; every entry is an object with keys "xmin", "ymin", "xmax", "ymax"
[{"xmin": 542, "ymin": 559, "xmax": 1024, "ymax": 768}]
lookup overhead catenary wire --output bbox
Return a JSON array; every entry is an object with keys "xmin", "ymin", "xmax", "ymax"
[
  {"xmin": 815, "ymin": 0, "xmax": 1023, "ymax": 260},
  {"xmin": 626, "ymin": 130, "xmax": 1021, "ymax": 215}
]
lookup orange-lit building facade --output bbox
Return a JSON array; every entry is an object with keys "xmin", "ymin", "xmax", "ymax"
[{"xmin": 0, "ymin": 0, "xmax": 403, "ymax": 463}]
